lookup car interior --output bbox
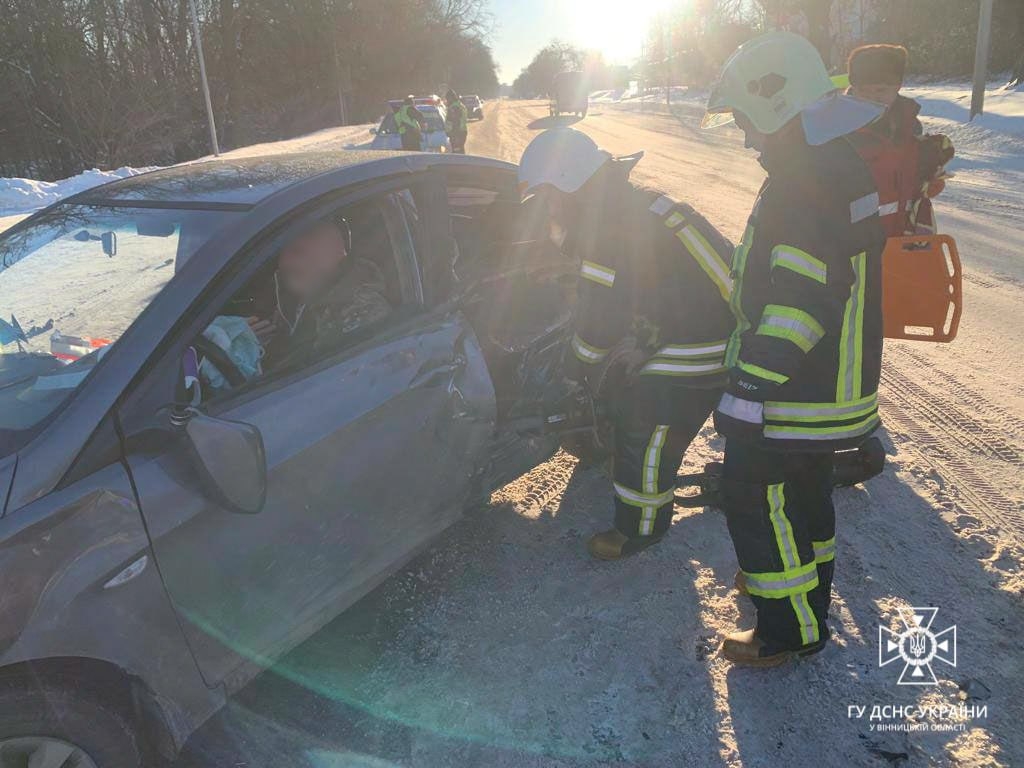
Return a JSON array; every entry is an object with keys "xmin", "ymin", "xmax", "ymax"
[{"xmin": 194, "ymin": 196, "xmax": 409, "ymax": 399}]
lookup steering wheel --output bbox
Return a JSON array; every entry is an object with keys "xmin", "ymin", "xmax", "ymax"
[{"xmin": 192, "ymin": 336, "xmax": 248, "ymax": 389}]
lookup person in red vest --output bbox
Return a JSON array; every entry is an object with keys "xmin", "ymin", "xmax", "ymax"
[{"xmin": 845, "ymin": 44, "xmax": 954, "ymax": 236}]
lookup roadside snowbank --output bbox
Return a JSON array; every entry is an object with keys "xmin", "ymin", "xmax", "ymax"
[{"xmin": 0, "ymin": 166, "xmax": 157, "ymax": 216}]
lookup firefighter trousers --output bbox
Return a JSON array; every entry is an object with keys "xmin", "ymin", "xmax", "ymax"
[
  {"xmin": 721, "ymin": 438, "xmax": 835, "ymax": 651},
  {"xmin": 612, "ymin": 384, "xmax": 721, "ymax": 539},
  {"xmin": 449, "ymin": 131, "xmax": 467, "ymax": 153}
]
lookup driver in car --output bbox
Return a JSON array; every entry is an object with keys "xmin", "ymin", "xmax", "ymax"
[{"xmin": 249, "ymin": 217, "xmax": 393, "ymax": 368}]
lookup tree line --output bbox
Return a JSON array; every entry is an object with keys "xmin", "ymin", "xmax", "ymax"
[{"xmin": 0, "ymin": 0, "xmax": 500, "ymax": 181}]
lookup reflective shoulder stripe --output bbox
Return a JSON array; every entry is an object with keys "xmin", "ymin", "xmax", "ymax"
[
  {"xmin": 850, "ymin": 191, "xmax": 880, "ymax": 223},
  {"xmin": 648, "ymin": 195, "xmax": 675, "ymax": 216},
  {"xmin": 877, "ymin": 201, "xmax": 900, "ymax": 216},
  {"xmin": 770, "ymin": 245, "xmax": 827, "ymax": 285},
  {"xmin": 717, "ymin": 393, "xmax": 763, "ymax": 424},
  {"xmin": 738, "ymin": 360, "xmax": 789, "ymax": 384},
  {"xmin": 757, "ymin": 304, "xmax": 825, "ymax": 353},
  {"xmin": 676, "ymin": 225, "xmax": 733, "ymax": 301},
  {"xmin": 580, "ymin": 260, "xmax": 616, "ymax": 287},
  {"xmin": 571, "ymin": 333, "xmax": 609, "ymax": 364}
]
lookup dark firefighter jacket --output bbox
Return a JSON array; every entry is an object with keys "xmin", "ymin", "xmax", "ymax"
[
  {"xmin": 715, "ymin": 129, "xmax": 887, "ymax": 451},
  {"xmin": 568, "ymin": 176, "xmax": 735, "ymax": 404}
]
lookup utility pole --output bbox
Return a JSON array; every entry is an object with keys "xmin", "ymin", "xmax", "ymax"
[
  {"xmin": 188, "ymin": 0, "xmax": 220, "ymax": 156},
  {"xmin": 970, "ymin": 0, "xmax": 994, "ymax": 120}
]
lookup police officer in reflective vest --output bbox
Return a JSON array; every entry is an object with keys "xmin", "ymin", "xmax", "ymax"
[
  {"xmin": 702, "ymin": 32, "xmax": 886, "ymax": 666},
  {"xmin": 394, "ymin": 95, "xmax": 425, "ymax": 151},
  {"xmin": 445, "ymin": 90, "xmax": 469, "ymax": 154},
  {"xmin": 518, "ymin": 128, "xmax": 735, "ymax": 560}
]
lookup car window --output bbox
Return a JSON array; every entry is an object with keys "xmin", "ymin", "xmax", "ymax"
[
  {"xmin": 377, "ymin": 112, "xmax": 397, "ymax": 135},
  {"xmin": 0, "ymin": 204, "xmax": 237, "ymax": 453},
  {"xmin": 192, "ymin": 191, "xmax": 420, "ymax": 402}
]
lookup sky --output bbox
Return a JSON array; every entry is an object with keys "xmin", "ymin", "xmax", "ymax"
[{"xmin": 488, "ymin": 0, "xmax": 674, "ymax": 83}]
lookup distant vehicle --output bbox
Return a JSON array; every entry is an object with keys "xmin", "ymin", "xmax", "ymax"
[
  {"xmin": 550, "ymin": 71, "xmax": 588, "ymax": 118},
  {"xmin": 0, "ymin": 151, "xmax": 576, "ymax": 766},
  {"xmin": 464, "ymin": 94, "xmax": 484, "ymax": 120},
  {"xmin": 370, "ymin": 104, "xmax": 451, "ymax": 152}
]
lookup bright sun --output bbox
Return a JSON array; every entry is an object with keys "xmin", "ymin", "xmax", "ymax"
[{"xmin": 565, "ymin": 0, "xmax": 676, "ymax": 63}]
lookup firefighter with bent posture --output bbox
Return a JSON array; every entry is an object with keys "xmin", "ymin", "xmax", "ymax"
[
  {"xmin": 702, "ymin": 32, "xmax": 886, "ymax": 665},
  {"xmin": 518, "ymin": 128, "xmax": 734, "ymax": 560}
]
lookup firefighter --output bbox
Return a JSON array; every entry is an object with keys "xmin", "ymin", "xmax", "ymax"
[
  {"xmin": 445, "ymin": 90, "xmax": 469, "ymax": 154},
  {"xmin": 518, "ymin": 128, "xmax": 735, "ymax": 560},
  {"xmin": 845, "ymin": 44, "xmax": 954, "ymax": 236},
  {"xmin": 394, "ymin": 95, "xmax": 426, "ymax": 152},
  {"xmin": 702, "ymin": 31, "xmax": 887, "ymax": 665}
]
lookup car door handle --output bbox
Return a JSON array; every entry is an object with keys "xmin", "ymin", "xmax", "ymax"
[{"xmin": 410, "ymin": 354, "xmax": 467, "ymax": 389}]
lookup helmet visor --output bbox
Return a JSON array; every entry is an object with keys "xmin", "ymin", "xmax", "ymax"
[{"xmin": 701, "ymin": 109, "xmax": 735, "ymax": 130}]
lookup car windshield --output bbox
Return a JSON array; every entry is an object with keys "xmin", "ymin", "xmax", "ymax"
[{"xmin": 0, "ymin": 204, "xmax": 237, "ymax": 453}]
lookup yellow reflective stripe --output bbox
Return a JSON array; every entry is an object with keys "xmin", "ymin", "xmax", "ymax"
[
  {"xmin": 742, "ymin": 561, "xmax": 819, "ymax": 598},
  {"xmin": 837, "ymin": 252, "xmax": 867, "ymax": 401},
  {"xmin": 770, "ymin": 245, "xmax": 827, "ymax": 285},
  {"xmin": 764, "ymin": 394, "xmax": 878, "ymax": 423},
  {"xmin": 613, "ymin": 481, "xmax": 674, "ymax": 508},
  {"xmin": 764, "ymin": 412, "xmax": 880, "ymax": 441},
  {"xmin": 639, "ymin": 425, "xmax": 669, "ymax": 535},
  {"xmin": 676, "ymin": 225, "xmax": 733, "ymax": 301},
  {"xmin": 757, "ymin": 304, "xmax": 825, "ymax": 353},
  {"xmin": 655, "ymin": 340, "xmax": 728, "ymax": 359},
  {"xmin": 580, "ymin": 260, "xmax": 616, "ymax": 287},
  {"xmin": 639, "ymin": 359, "xmax": 728, "ymax": 376},
  {"xmin": 664, "ymin": 211, "xmax": 686, "ymax": 228},
  {"xmin": 738, "ymin": 360, "xmax": 789, "ymax": 384},
  {"xmin": 571, "ymin": 333, "xmax": 609, "ymax": 364},
  {"xmin": 791, "ymin": 592, "xmax": 820, "ymax": 644},
  {"xmin": 725, "ymin": 225, "xmax": 755, "ymax": 369},
  {"xmin": 767, "ymin": 483, "xmax": 800, "ymax": 571},
  {"xmin": 812, "ymin": 537, "xmax": 836, "ymax": 564}
]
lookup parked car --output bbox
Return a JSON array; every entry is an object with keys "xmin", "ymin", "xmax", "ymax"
[
  {"xmin": 550, "ymin": 71, "xmax": 588, "ymax": 118},
  {"xmin": 0, "ymin": 151, "xmax": 576, "ymax": 766},
  {"xmin": 371, "ymin": 104, "xmax": 451, "ymax": 152},
  {"xmin": 464, "ymin": 94, "xmax": 484, "ymax": 120}
]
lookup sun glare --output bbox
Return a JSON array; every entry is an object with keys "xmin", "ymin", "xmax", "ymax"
[{"xmin": 565, "ymin": 0, "xmax": 676, "ymax": 63}]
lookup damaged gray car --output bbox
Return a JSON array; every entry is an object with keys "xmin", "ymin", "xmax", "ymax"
[{"xmin": 0, "ymin": 151, "xmax": 577, "ymax": 766}]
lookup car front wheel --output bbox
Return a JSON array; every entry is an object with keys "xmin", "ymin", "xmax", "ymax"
[{"xmin": 0, "ymin": 681, "xmax": 149, "ymax": 768}]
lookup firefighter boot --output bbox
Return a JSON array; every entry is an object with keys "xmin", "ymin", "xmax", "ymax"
[
  {"xmin": 587, "ymin": 529, "xmax": 663, "ymax": 560},
  {"xmin": 719, "ymin": 629, "xmax": 828, "ymax": 667}
]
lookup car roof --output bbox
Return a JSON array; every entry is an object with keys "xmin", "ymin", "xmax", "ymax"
[{"xmin": 72, "ymin": 150, "xmax": 510, "ymax": 207}]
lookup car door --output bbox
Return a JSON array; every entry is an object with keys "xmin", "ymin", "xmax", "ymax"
[{"xmin": 119, "ymin": 178, "xmax": 496, "ymax": 687}]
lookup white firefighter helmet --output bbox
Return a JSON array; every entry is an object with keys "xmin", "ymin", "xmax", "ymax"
[
  {"xmin": 517, "ymin": 127, "xmax": 612, "ymax": 196},
  {"xmin": 702, "ymin": 31, "xmax": 835, "ymax": 135}
]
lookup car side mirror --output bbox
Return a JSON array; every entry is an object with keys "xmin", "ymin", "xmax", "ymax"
[
  {"xmin": 369, "ymin": 127, "xmax": 378, "ymax": 135},
  {"xmin": 183, "ymin": 410, "xmax": 267, "ymax": 514}
]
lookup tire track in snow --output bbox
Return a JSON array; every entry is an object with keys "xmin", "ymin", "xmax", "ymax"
[{"xmin": 879, "ymin": 357, "xmax": 1024, "ymax": 540}]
